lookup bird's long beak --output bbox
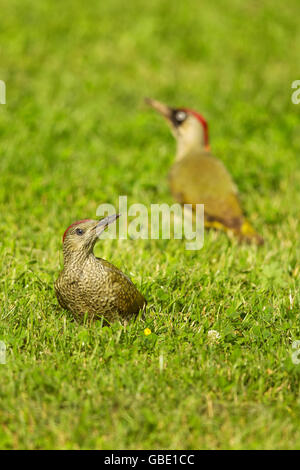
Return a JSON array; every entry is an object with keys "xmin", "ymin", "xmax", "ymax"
[
  {"xmin": 145, "ymin": 97, "xmax": 173, "ymax": 121},
  {"xmin": 96, "ymin": 214, "xmax": 120, "ymax": 231}
]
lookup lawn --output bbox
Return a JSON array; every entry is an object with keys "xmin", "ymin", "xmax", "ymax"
[{"xmin": 0, "ymin": 0, "xmax": 300, "ymax": 450}]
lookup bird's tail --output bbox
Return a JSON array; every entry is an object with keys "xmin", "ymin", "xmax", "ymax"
[
  {"xmin": 204, "ymin": 218, "xmax": 264, "ymax": 245},
  {"xmin": 238, "ymin": 219, "xmax": 264, "ymax": 245}
]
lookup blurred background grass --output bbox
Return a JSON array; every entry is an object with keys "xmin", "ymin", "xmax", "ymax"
[{"xmin": 0, "ymin": 0, "xmax": 299, "ymax": 449}]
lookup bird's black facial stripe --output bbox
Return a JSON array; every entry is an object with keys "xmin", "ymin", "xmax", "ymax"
[
  {"xmin": 171, "ymin": 109, "xmax": 187, "ymax": 127},
  {"xmin": 75, "ymin": 228, "xmax": 84, "ymax": 236}
]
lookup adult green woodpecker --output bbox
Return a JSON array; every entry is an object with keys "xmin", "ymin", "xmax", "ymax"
[
  {"xmin": 146, "ymin": 98, "xmax": 264, "ymax": 245},
  {"xmin": 55, "ymin": 215, "xmax": 146, "ymax": 323}
]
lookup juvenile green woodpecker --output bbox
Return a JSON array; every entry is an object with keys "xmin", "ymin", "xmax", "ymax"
[{"xmin": 55, "ymin": 215, "xmax": 146, "ymax": 323}]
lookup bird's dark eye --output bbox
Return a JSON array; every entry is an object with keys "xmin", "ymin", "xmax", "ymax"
[
  {"xmin": 75, "ymin": 228, "xmax": 84, "ymax": 236},
  {"xmin": 175, "ymin": 110, "xmax": 187, "ymax": 122},
  {"xmin": 171, "ymin": 109, "xmax": 187, "ymax": 127}
]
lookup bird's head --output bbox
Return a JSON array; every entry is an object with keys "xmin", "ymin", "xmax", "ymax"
[
  {"xmin": 61, "ymin": 215, "xmax": 120, "ymax": 261},
  {"xmin": 145, "ymin": 98, "xmax": 209, "ymax": 158}
]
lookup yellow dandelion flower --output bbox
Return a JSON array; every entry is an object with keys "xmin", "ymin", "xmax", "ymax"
[{"xmin": 144, "ymin": 328, "xmax": 151, "ymax": 336}]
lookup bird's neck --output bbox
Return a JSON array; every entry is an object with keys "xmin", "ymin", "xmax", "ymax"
[
  {"xmin": 175, "ymin": 141, "xmax": 209, "ymax": 161},
  {"xmin": 63, "ymin": 249, "xmax": 95, "ymax": 267}
]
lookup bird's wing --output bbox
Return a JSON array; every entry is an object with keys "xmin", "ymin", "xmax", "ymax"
[
  {"xmin": 94, "ymin": 258, "xmax": 146, "ymax": 314},
  {"xmin": 169, "ymin": 152, "xmax": 244, "ymax": 229}
]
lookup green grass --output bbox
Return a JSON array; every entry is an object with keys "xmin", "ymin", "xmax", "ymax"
[{"xmin": 0, "ymin": 0, "xmax": 300, "ymax": 450}]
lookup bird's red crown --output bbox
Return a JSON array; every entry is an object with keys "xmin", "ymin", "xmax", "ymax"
[
  {"xmin": 62, "ymin": 219, "xmax": 92, "ymax": 242},
  {"xmin": 183, "ymin": 108, "xmax": 209, "ymax": 147}
]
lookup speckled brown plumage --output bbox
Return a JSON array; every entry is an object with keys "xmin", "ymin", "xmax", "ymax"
[{"xmin": 55, "ymin": 216, "xmax": 146, "ymax": 323}]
